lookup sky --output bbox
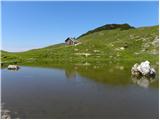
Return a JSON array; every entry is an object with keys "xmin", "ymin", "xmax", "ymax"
[{"xmin": 2, "ymin": 1, "xmax": 159, "ymax": 52}]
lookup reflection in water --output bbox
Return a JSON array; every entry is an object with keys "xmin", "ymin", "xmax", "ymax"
[
  {"xmin": 65, "ymin": 69, "xmax": 77, "ymax": 80},
  {"xmin": 7, "ymin": 69, "xmax": 20, "ymax": 72},
  {"xmin": 131, "ymin": 76, "xmax": 157, "ymax": 88},
  {"xmin": 1, "ymin": 65, "xmax": 159, "ymax": 119}
]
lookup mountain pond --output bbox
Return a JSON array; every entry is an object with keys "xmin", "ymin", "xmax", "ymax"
[{"xmin": 1, "ymin": 64, "xmax": 159, "ymax": 119}]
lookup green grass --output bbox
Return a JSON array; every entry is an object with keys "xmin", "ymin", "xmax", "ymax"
[
  {"xmin": 1, "ymin": 24, "xmax": 158, "ymax": 87},
  {"xmin": 1, "ymin": 24, "xmax": 159, "ymax": 66}
]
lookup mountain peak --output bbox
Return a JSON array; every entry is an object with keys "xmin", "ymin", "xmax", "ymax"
[
  {"xmin": 78, "ymin": 23, "xmax": 135, "ymax": 38},
  {"xmin": 99, "ymin": 23, "xmax": 135, "ymax": 30}
]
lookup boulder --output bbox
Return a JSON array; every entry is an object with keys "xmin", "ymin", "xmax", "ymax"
[
  {"xmin": 8, "ymin": 65, "xmax": 19, "ymax": 70},
  {"xmin": 131, "ymin": 63, "xmax": 141, "ymax": 76},
  {"xmin": 131, "ymin": 61, "xmax": 156, "ymax": 77},
  {"xmin": 137, "ymin": 61, "xmax": 150, "ymax": 75}
]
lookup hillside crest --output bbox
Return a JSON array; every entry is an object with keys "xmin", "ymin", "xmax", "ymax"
[{"xmin": 78, "ymin": 23, "xmax": 135, "ymax": 38}]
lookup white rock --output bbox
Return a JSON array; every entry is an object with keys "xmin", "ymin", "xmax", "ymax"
[
  {"xmin": 137, "ymin": 61, "xmax": 150, "ymax": 75},
  {"xmin": 150, "ymin": 68, "xmax": 156, "ymax": 75},
  {"xmin": 8, "ymin": 65, "xmax": 19, "ymax": 70},
  {"xmin": 120, "ymin": 47, "xmax": 125, "ymax": 50},
  {"xmin": 131, "ymin": 61, "xmax": 156, "ymax": 77},
  {"xmin": 131, "ymin": 63, "xmax": 140, "ymax": 76}
]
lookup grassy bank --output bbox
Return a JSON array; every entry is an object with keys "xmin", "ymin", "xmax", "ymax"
[{"xmin": 1, "ymin": 24, "xmax": 159, "ymax": 66}]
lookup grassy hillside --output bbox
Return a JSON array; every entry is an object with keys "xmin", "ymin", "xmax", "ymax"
[
  {"xmin": 1, "ymin": 24, "xmax": 159, "ymax": 66},
  {"xmin": 78, "ymin": 23, "xmax": 135, "ymax": 38}
]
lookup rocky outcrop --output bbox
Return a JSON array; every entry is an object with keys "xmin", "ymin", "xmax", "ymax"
[{"xmin": 131, "ymin": 61, "xmax": 156, "ymax": 77}]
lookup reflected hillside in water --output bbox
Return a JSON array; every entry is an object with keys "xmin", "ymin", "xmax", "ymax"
[
  {"xmin": 65, "ymin": 68, "xmax": 77, "ymax": 80},
  {"xmin": 1, "ymin": 62, "xmax": 159, "ymax": 119},
  {"xmin": 22, "ymin": 61, "xmax": 159, "ymax": 88}
]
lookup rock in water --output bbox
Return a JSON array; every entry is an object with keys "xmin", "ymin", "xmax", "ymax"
[
  {"xmin": 137, "ymin": 61, "xmax": 150, "ymax": 75},
  {"xmin": 131, "ymin": 63, "xmax": 141, "ymax": 76},
  {"xmin": 131, "ymin": 61, "xmax": 156, "ymax": 77},
  {"xmin": 8, "ymin": 65, "xmax": 20, "ymax": 70},
  {"xmin": 149, "ymin": 68, "xmax": 156, "ymax": 77}
]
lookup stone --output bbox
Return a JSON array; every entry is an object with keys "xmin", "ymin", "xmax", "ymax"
[
  {"xmin": 8, "ymin": 65, "xmax": 20, "ymax": 70},
  {"xmin": 137, "ymin": 61, "xmax": 150, "ymax": 75},
  {"xmin": 93, "ymin": 50, "xmax": 100, "ymax": 53},
  {"xmin": 131, "ymin": 61, "xmax": 156, "ymax": 77},
  {"xmin": 131, "ymin": 63, "xmax": 141, "ymax": 76},
  {"xmin": 149, "ymin": 68, "xmax": 156, "ymax": 77},
  {"xmin": 120, "ymin": 47, "xmax": 125, "ymax": 50}
]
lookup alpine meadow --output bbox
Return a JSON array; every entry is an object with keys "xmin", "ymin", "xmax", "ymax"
[{"xmin": 1, "ymin": 1, "xmax": 159, "ymax": 119}]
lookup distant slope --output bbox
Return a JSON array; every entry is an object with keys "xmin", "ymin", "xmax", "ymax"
[
  {"xmin": 77, "ymin": 23, "xmax": 135, "ymax": 39},
  {"xmin": 1, "ymin": 24, "xmax": 159, "ymax": 66}
]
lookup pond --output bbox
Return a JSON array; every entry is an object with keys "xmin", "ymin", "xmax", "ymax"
[{"xmin": 1, "ymin": 65, "xmax": 159, "ymax": 119}]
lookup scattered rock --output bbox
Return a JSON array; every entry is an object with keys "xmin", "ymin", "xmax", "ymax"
[
  {"xmin": 134, "ymin": 52, "xmax": 140, "ymax": 55},
  {"xmin": 84, "ymin": 53, "xmax": 91, "ymax": 57},
  {"xmin": 74, "ymin": 48, "xmax": 78, "ymax": 52},
  {"xmin": 93, "ymin": 65, "xmax": 99, "ymax": 69},
  {"xmin": 93, "ymin": 50, "xmax": 100, "ymax": 53},
  {"xmin": 83, "ymin": 62, "xmax": 90, "ymax": 66},
  {"xmin": 150, "ymin": 49, "xmax": 158, "ymax": 55},
  {"xmin": 75, "ymin": 53, "xmax": 91, "ymax": 57},
  {"xmin": 115, "ymin": 65, "xmax": 124, "ymax": 70},
  {"xmin": 120, "ymin": 47, "xmax": 125, "ymax": 50},
  {"xmin": 152, "ymin": 36, "xmax": 159, "ymax": 47},
  {"xmin": 115, "ymin": 47, "xmax": 125, "ymax": 51},
  {"xmin": 1, "ymin": 109, "xmax": 11, "ymax": 119},
  {"xmin": 74, "ymin": 42, "xmax": 81, "ymax": 46}
]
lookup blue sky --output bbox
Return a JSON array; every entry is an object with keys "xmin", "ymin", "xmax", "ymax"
[{"xmin": 2, "ymin": 1, "xmax": 159, "ymax": 52}]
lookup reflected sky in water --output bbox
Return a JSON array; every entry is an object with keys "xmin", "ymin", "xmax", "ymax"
[{"xmin": 1, "ymin": 66, "xmax": 159, "ymax": 119}]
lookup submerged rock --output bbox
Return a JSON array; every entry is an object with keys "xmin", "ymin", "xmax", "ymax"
[
  {"xmin": 1, "ymin": 109, "xmax": 11, "ymax": 119},
  {"xmin": 131, "ymin": 61, "xmax": 156, "ymax": 77}
]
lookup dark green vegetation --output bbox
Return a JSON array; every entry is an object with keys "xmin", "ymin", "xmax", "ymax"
[{"xmin": 78, "ymin": 23, "xmax": 135, "ymax": 38}]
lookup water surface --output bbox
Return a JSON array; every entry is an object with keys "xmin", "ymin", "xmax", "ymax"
[{"xmin": 1, "ymin": 66, "xmax": 158, "ymax": 119}]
